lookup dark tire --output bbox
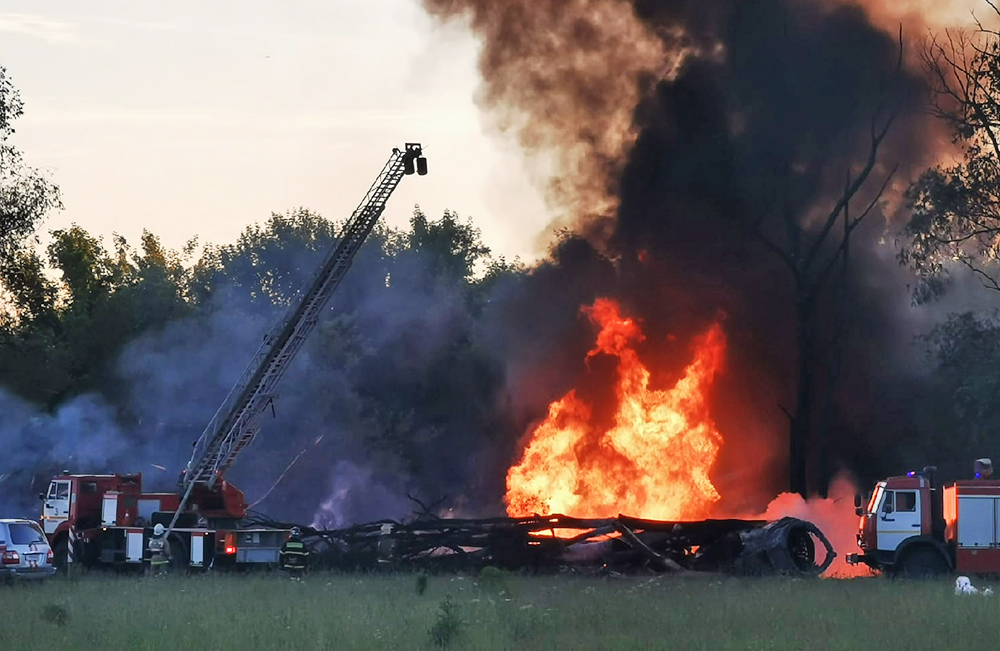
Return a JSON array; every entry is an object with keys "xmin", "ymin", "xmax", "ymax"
[
  {"xmin": 52, "ymin": 539, "xmax": 68, "ymax": 572},
  {"xmin": 896, "ymin": 547, "xmax": 949, "ymax": 579},
  {"xmin": 167, "ymin": 537, "xmax": 188, "ymax": 574}
]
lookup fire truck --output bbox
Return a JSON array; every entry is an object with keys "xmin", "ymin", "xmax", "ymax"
[
  {"xmin": 846, "ymin": 459, "xmax": 1000, "ymax": 576},
  {"xmin": 39, "ymin": 144, "xmax": 428, "ymax": 571}
]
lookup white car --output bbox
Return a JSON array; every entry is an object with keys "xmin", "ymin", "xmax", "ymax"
[{"xmin": 0, "ymin": 519, "xmax": 55, "ymax": 582}]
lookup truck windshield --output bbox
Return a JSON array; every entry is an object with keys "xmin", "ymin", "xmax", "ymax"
[
  {"xmin": 867, "ymin": 484, "xmax": 885, "ymax": 514},
  {"xmin": 9, "ymin": 522, "xmax": 46, "ymax": 545}
]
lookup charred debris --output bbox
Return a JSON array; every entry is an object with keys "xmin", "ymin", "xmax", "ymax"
[{"xmin": 250, "ymin": 512, "xmax": 835, "ymax": 577}]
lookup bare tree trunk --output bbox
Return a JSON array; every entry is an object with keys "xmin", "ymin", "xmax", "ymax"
[
  {"xmin": 743, "ymin": 32, "xmax": 899, "ymax": 497},
  {"xmin": 815, "ymin": 197, "xmax": 852, "ymax": 498},
  {"xmin": 790, "ymin": 292, "xmax": 815, "ymax": 496}
]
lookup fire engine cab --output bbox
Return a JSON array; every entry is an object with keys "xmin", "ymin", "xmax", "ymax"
[{"xmin": 847, "ymin": 459, "xmax": 1000, "ymax": 576}]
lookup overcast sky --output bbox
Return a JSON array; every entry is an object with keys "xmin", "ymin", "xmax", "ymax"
[{"xmin": 0, "ymin": 1, "xmax": 550, "ymax": 262}]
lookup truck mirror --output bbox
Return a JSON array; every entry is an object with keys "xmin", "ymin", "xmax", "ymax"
[
  {"xmin": 855, "ymin": 506, "xmax": 864, "ymax": 517},
  {"xmin": 38, "ymin": 492, "xmax": 44, "ymax": 501},
  {"xmin": 883, "ymin": 501, "xmax": 894, "ymax": 514},
  {"xmin": 854, "ymin": 494, "xmax": 862, "ymax": 508}
]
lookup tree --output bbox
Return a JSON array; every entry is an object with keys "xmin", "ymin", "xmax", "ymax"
[
  {"xmin": 901, "ymin": 5, "xmax": 1000, "ymax": 301},
  {"xmin": 738, "ymin": 37, "xmax": 902, "ymax": 497},
  {"xmin": 0, "ymin": 249, "xmax": 56, "ymax": 328},
  {"xmin": 920, "ymin": 311, "xmax": 1000, "ymax": 460},
  {"xmin": 0, "ymin": 67, "xmax": 60, "ymax": 269},
  {"xmin": 402, "ymin": 208, "xmax": 491, "ymax": 282},
  {"xmin": 0, "ymin": 226, "xmax": 193, "ymax": 406},
  {"xmin": 189, "ymin": 208, "xmax": 339, "ymax": 306}
]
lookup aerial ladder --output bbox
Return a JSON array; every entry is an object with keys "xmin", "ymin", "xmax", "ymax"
[{"xmin": 166, "ymin": 143, "xmax": 427, "ymax": 535}]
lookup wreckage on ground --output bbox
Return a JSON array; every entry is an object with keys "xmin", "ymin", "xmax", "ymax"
[{"xmin": 257, "ymin": 513, "xmax": 835, "ymax": 577}]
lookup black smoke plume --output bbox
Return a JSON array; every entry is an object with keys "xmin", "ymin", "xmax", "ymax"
[{"xmin": 422, "ymin": 0, "xmax": 997, "ymax": 503}]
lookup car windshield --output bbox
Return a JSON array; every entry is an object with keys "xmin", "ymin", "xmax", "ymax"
[{"xmin": 8, "ymin": 522, "xmax": 46, "ymax": 545}]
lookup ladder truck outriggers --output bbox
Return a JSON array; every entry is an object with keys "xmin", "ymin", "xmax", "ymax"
[{"xmin": 39, "ymin": 144, "xmax": 428, "ymax": 571}]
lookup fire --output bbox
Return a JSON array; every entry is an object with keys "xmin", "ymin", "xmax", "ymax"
[{"xmin": 506, "ymin": 298, "xmax": 727, "ymax": 520}]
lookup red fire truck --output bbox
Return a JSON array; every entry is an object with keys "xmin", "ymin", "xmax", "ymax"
[
  {"xmin": 40, "ymin": 144, "xmax": 428, "ymax": 571},
  {"xmin": 846, "ymin": 459, "xmax": 1000, "ymax": 576},
  {"xmin": 40, "ymin": 472, "xmax": 284, "ymax": 569}
]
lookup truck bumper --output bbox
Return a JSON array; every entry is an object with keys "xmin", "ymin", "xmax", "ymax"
[{"xmin": 846, "ymin": 552, "xmax": 883, "ymax": 571}]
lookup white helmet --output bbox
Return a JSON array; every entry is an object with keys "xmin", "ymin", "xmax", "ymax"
[{"xmin": 153, "ymin": 523, "xmax": 165, "ymax": 537}]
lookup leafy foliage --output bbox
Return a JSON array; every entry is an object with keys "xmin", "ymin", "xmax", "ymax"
[
  {"xmin": 0, "ymin": 67, "xmax": 61, "ymax": 269},
  {"xmin": 429, "ymin": 595, "xmax": 463, "ymax": 647},
  {"xmin": 901, "ymin": 20, "xmax": 1000, "ymax": 301},
  {"xmin": 920, "ymin": 311, "xmax": 1000, "ymax": 457},
  {"xmin": 0, "ymin": 226, "xmax": 194, "ymax": 406}
]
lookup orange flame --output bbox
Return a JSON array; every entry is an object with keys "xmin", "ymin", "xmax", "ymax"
[{"xmin": 506, "ymin": 298, "xmax": 727, "ymax": 520}]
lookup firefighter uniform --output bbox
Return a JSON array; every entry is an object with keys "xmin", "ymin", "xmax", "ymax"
[
  {"xmin": 279, "ymin": 528, "xmax": 309, "ymax": 575},
  {"xmin": 147, "ymin": 524, "xmax": 172, "ymax": 576}
]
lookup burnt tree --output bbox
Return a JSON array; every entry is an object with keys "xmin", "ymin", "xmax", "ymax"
[{"xmin": 744, "ymin": 36, "xmax": 902, "ymax": 497}]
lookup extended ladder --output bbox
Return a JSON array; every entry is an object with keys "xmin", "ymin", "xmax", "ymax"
[{"xmin": 168, "ymin": 144, "xmax": 426, "ymax": 532}]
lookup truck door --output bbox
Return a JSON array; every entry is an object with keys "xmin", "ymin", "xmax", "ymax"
[
  {"xmin": 42, "ymin": 480, "xmax": 71, "ymax": 535},
  {"xmin": 877, "ymin": 489, "xmax": 922, "ymax": 552}
]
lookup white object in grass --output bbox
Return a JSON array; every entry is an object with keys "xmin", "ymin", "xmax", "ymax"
[{"xmin": 956, "ymin": 576, "xmax": 993, "ymax": 596}]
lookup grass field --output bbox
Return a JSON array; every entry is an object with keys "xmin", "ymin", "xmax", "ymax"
[{"xmin": 2, "ymin": 570, "xmax": 989, "ymax": 650}]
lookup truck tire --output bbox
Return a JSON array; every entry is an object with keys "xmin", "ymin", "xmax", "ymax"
[
  {"xmin": 896, "ymin": 547, "xmax": 949, "ymax": 579},
  {"xmin": 167, "ymin": 536, "xmax": 188, "ymax": 574},
  {"xmin": 52, "ymin": 539, "xmax": 68, "ymax": 572}
]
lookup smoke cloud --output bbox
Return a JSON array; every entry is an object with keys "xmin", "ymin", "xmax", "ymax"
[
  {"xmin": 418, "ymin": 0, "xmax": 1000, "ymax": 506},
  {"xmin": 421, "ymin": 0, "xmax": 670, "ymax": 235}
]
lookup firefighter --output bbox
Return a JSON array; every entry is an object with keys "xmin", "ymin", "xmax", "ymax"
[
  {"xmin": 376, "ymin": 522, "xmax": 395, "ymax": 563},
  {"xmin": 147, "ymin": 523, "xmax": 171, "ymax": 576},
  {"xmin": 279, "ymin": 527, "xmax": 309, "ymax": 576}
]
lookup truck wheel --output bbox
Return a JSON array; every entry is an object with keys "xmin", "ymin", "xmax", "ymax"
[
  {"xmin": 168, "ymin": 537, "xmax": 188, "ymax": 574},
  {"xmin": 897, "ymin": 547, "xmax": 949, "ymax": 579},
  {"xmin": 52, "ymin": 540, "xmax": 68, "ymax": 572}
]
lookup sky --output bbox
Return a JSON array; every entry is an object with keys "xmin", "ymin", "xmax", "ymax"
[{"xmin": 0, "ymin": 1, "xmax": 551, "ymax": 262}]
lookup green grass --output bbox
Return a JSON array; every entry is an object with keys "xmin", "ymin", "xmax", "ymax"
[{"xmin": 1, "ymin": 571, "xmax": 990, "ymax": 650}]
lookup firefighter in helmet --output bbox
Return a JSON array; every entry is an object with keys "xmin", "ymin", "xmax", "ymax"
[
  {"xmin": 279, "ymin": 526, "xmax": 309, "ymax": 576},
  {"xmin": 147, "ymin": 523, "xmax": 172, "ymax": 576}
]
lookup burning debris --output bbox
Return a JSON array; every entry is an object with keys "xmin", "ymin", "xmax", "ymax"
[
  {"xmin": 506, "ymin": 298, "xmax": 726, "ymax": 521},
  {"xmin": 270, "ymin": 513, "xmax": 834, "ymax": 577}
]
